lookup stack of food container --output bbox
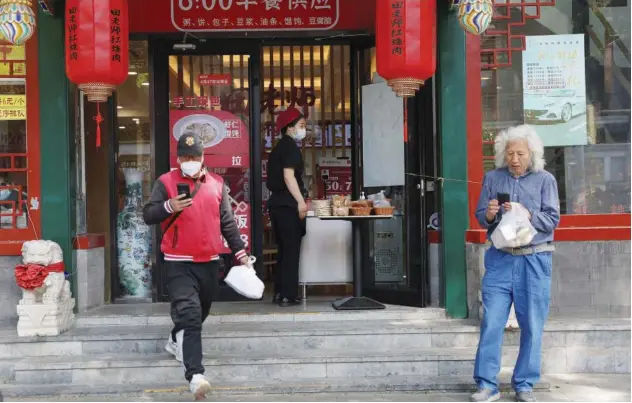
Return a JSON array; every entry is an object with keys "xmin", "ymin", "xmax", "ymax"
[{"xmin": 311, "ymin": 199, "xmax": 332, "ymax": 217}]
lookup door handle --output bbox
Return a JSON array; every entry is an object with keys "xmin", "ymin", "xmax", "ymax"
[{"xmin": 417, "ymin": 180, "xmax": 425, "ymax": 196}]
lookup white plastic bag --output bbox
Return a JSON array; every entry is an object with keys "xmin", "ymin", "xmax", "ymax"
[
  {"xmin": 224, "ymin": 256, "xmax": 264, "ymax": 299},
  {"xmin": 490, "ymin": 202, "xmax": 537, "ymax": 249},
  {"xmin": 368, "ymin": 190, "xmax": 392, "ymax": 207}
]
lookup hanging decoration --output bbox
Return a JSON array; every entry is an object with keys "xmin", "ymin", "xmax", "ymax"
[
  {"xmin": 38, "ymin": 0, "xmax": 54, "ymax": 15},
  {"xmin": 458, "ymin": 0, "xmax": 493, "ymax": 36},
  {"xmin": 449, "ymin": 0, "xmax": 462, "ymax": 10},
  {"xmin": 0, "ymin": 0, "xmax": 36, "ymax": 45},
  {"xmin": 376, "ymin": 0, "xmax": 437, "ymax": 98},
  {"xmin": 65, "ymin": 0, "xmax": 129, "ymax": 147}
]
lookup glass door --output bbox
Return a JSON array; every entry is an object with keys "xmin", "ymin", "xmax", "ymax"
[
  {"xmin": 357, "ymin": 46, "xmax": 429, "ymax": 307},
  {"xmin": 153, "ymin": 40, "xmax": 262, "ymax": 301}
]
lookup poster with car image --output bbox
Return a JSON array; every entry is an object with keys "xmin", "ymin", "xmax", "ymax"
[{"xmin": 522, "ymin": 34, "xmax": 588, "ymax": 147}]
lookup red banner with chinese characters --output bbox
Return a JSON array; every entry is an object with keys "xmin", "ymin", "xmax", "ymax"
[
  {"xmin": 169, "ymin": 109, "xmax": 249, "ymax": 169},
  {"xmin": 172, "ymin": 0, "xmax": 339, "ymax": 31},
  {"xmin": 130, "ymin": 0, "xmax": 373, "ymax": 33},
  {"xmin": 210, "ymin": 167, "xmax": 251, "ymax": 253},
  {"xmin": 317, "ymin": 157, "xmax": 352, "ymax": 197}
]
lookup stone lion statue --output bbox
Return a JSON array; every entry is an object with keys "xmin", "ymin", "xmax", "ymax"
[
  {"xmin": 18, "ymin": 240, "xmax": 71, "ymax": 305},
  {"xmin": 15, "ymin": 240, "xmax": 75, "ymax": 337}
]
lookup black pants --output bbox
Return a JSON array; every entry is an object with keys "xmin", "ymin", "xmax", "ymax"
[
  {"xmin": 269, "ymin": 205, "xmax": 305, "ymax": 300},
  {"xmin": 166, "ymin": 260, "xmax": 219, "ymax": 381}
]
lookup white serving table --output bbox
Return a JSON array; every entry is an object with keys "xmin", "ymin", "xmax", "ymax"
[{"xmin": 301, "ymin": 214, "xmax": 393, "ymax": 310}]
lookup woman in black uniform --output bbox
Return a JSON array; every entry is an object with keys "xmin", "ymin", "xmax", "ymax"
[{"xmin": 267, "ymin": 108, "xmax": 308, "ymax": 307}]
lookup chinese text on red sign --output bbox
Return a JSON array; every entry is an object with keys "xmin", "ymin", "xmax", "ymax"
[
  {"xmin": 171, "ymin": 0, "xmax": 339, "ymax": 31},
  {"xmin": 390, "ymin": 1, "xmax": 404, "ymax": 56}
]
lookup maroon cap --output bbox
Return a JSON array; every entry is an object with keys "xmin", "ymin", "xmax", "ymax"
[{"xmin": 275, "ymin": 108, "xmax": 303, "ymax": 134}]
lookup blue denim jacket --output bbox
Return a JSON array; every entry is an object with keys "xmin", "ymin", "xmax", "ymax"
[{"xmin": 475, "ymin": 167, "xmax": 561, "ymax": 246}]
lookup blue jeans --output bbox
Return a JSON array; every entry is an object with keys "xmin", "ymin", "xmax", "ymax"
[{"xmin": 474, "ymin": 246, "xmax": 552, "ymax": 393}]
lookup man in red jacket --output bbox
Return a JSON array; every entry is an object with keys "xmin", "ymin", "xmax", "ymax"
[{"xmin": 143, "ymin": 131, "xmax": 249, "ymax": 400}]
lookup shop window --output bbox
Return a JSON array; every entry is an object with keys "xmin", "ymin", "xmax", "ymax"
[
  {"xmin": 260, "ymin": 45, "xmax": 352, "ymax": 206},
  {"xmin": 480, "ymin": 1, "xmax": 631, "ymax": 215},
  {"xmin": 0, "ymin": 83, "xmax": 27, "ymax": 230},
  {"xmin": 114, "ymin": 40, "xmax": 152, "ymax": 299},
  {"xmin": 0, "ymin": 39, "xmax": 40, "ymax": 252},
  {"xmin": 261, "ymin": 45, "xmax": 352, "ymax": 295},
  {"xmin": 117, "ymin": 40, "xmax": 151, "ymax": 203}
]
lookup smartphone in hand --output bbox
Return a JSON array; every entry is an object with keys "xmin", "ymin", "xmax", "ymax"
[
  {"xmin": 497, "ymin": 192, "xmax": 510, "ymax": 205},
  {"xmin": 177, "ymin": 183, "xmax": 191, "ymax": 200}
]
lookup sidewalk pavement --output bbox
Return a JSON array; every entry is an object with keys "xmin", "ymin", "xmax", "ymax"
[{"xmin": 4, "ymin": 374, "xmax": 630, "ymax": 402}]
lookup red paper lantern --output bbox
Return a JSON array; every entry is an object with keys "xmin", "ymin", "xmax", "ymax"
[
  {"xmin": 376, "ymin": 0, "xmax": 437, "ymax": 97},
  {"xmin": 65, "ymin": 0, "xmax": 129, "ymax": 146}
]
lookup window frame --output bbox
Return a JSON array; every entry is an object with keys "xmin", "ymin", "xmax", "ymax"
[
  {"xmin": 0, "ymin": 32, "xmax": 42, "ymax": 255},
  {"xmin": 465, "ymin": 33, "xmax": 630, "ymax": 243}
]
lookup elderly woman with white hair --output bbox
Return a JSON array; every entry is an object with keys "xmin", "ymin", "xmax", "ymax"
[{"xmin": 471, "ymin": 125, "xmax": 560, "ymax": 403}]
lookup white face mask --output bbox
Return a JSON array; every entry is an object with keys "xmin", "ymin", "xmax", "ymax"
[
  {"xmin": 294, "ymin": 128, "xmax": 307, "ymax": 141},
  {"xmin": 180, "ymin": 161, "xmax": 202, "ymax": 177}
]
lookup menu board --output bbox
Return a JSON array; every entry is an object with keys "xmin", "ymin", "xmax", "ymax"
[{"xmin": 317, "ymin": 157, "xmax": 352, "ymax": 198}]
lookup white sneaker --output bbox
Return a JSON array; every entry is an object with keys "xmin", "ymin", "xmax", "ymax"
[
  {"xmin": 164, "ymin": 330, "xmax": 183, "ymax": 362},
  {"xmin": 189, "ymin": 373, "xmax": 212, "ymax": 400}
]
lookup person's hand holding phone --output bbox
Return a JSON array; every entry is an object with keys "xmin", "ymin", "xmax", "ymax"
[
  {"xmin": 169, "ymin": 193, "xmax": 192, "ymax": 213},
  {"xmin": 497, "ymin": 192, "xmax": 511, "ymax": 212},
  {"xmin": 486, "ymin": 199, "xmax": 500, "ymax": 223}
]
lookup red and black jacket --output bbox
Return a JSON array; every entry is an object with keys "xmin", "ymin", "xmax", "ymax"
[{"xmin": 142, "ymin": 169, "xmax": 246, "ymax": 263}]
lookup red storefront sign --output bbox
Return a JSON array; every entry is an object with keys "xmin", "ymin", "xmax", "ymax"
[
  {"xmin": 129, "ymin": 0, "xmax": 373, "ymax": 33},
  {"xmin": 198, "ymin": 74, "xmax": 231, "ymax": 86},
  {"xmin": 169, "ymin": 109, "xmax": 249, "ymax": 169},
  {"xmin": 171, "ymin": 0, "xmax": 339, "ymax": 32},
  {"xmin": 317, "ymin": 158, "xmax": 352, "ymax": 197}
]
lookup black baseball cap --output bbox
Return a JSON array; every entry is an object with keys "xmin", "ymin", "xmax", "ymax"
[{"xmin": 177, "ymin": 132, "xmax": 204, "ymax": 157}]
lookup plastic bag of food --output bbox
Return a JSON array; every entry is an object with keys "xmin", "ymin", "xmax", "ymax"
[
  {"xmin": 369, "ymin": 191, "xmax": 391, "ymax": 208},
  {"xmin": 490, "ymin": 203, "xmax": 537, "ymax": 249},
  {"xmin": 331, "ymin": 195, "xmax": 351, "ymax": 207},
  {"xmin": 224, "ymin": 256, "xmax": 264, "ymax": 299},
  {"xmin": 333, "ymin": 206, "xmax": 350, "ymax": 216}
]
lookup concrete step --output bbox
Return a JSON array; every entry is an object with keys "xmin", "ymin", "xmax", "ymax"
[
  {"xmin": 4, "ymin": 344, "xmax": 630, "ymax": 386},
  {"xmin": 0, "ymin": 373, "xmax": 552, "ymax": 398},
  {"xmin": 74, "ymin": 303, "xmax": 448, "ymax": 327},
  {"xmin": 9, "ymin": 348, "xmax": 480, "ymax": 385},
  {"xmin": 0, "ymin": 318, "xmax": 628, "ymax": 359}
]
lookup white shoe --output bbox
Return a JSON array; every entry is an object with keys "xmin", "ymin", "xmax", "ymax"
[
  {"xmin": 189, "ymin": 373, "xmax": 211, "ymax": 400},
  {"xmin": 165, "ymin": 330, "xmax": 183, "ymax": 362}
]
